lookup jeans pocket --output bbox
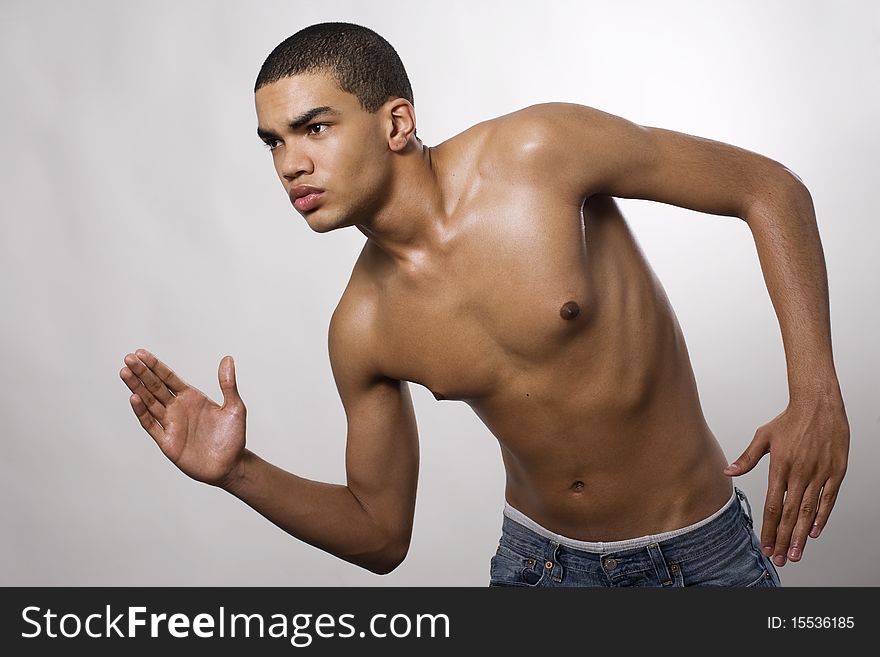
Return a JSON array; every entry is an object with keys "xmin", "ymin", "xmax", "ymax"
[
  {"xmin": 677, "ymin": 524, "xmax": 771, "ymax": 587},
  {"xmin": 746, "ymin": 568, "xmax": 777, "ymax": 587},
  {"xmin": 489, "ymin": 543, "xmax": 546, "ymax": 587}
]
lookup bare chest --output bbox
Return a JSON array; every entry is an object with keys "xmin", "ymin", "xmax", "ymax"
[{"xmin": 373, "ymin": 203, "xmax": 595, "ymax": 401}]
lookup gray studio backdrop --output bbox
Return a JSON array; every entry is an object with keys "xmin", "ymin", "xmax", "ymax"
[{"xmin": 1, "ymin": 0, "xmax": 877, "ymax": 586}]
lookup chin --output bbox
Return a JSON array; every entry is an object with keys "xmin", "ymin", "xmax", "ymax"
[
  {"xmin": 307, "ymin": 221, "xmax": 337, "ymax": 234},
  {"xmin": 303, "ymin": 208, "xmax": 350, "ymax": 234}
]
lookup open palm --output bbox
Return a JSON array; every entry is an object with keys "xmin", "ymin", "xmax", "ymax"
[{"xmin": 120, "ymin": 349, "xmax": 246, "ymax": 487}]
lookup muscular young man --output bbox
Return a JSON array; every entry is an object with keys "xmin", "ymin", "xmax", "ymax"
[{"xmin": 119, "ymin": 22, "xmax": 849, "ymax": 586}]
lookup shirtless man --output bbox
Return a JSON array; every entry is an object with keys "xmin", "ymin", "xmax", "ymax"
[{"xmin": 119, "ymin": 22, "xmax": 849, "ymax": 585}]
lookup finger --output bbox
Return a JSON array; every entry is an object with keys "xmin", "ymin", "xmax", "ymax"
[
  {"xmin": 120, "ymin": 367, "xmax": 166, "ymax": 422},
  {"xmin": 129, "ymin": 393, "xmax": 165, "ymax": 446},
  {"xmin": 810, "ymin": 475, "xmax": 843, "ymax": 539},
  {"xmin": 134, "ymin": 348, "xmax": 188, "ymax": 395},
  {"xmin": 724, "ymin": 431, "xmax": 770, "ymax": 476},
  {"xmin": 786, "ymin": 481, "xmax": 822, "ymax": 562},
  {"xmin": 124, "ymin": 351, "xmax": 174, "ymax": 404},
  {"xmin": 219, "ymin": 355, "xmax": 244, "ymax": 411},
  {"xmin": 771, "ymin": 482, "xmax": 808, "ymax": 568},
  {"xmin": 760, "ymin": 467, "xmax": 787, "ymax": 560}
]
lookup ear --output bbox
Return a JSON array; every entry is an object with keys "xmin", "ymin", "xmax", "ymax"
[{"xmin": 385, "ymin": 98, "xmax": 418, "ymax": 151}]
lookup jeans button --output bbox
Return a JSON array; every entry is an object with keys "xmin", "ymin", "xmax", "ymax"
[{"xmin": 604, "ymin": 558, "xmax": 618, "ymax": 570}]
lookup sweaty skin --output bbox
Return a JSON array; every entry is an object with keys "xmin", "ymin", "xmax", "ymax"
[{"xmin": 342, "ymin": 120, "xmax": 732, "ymax": 542}]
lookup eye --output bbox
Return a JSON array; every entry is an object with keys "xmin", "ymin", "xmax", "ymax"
[
  {"xmin": 307, "ymin": 123, "xmax": 328, "ymax": 135},
  {"xmin": 262, "ymin": 138, "xmax": 282, "ymax": 151}
]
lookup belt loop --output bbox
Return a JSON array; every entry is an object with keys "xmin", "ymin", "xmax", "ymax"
[
  {"xmin": 735, "ymin": 486, "xmax": 753, "ymax": 529},
  {"xmin": 647, "ymin": 542, "xmax": 674, "ymax": 586}
]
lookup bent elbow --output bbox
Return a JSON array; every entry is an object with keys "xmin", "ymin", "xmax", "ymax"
[
  {"xmin": 370, "ymin": 542, "xmax": 409, "ymax": 575},
  {"xmin": 370, "ymin": 561, "xmax": 400, "ymax": 576},
  {"xmin": 350, "ymin": 535, "xmax": 410, "ymax": 575},
  {"xmin": 743, "ymin": 166, "xmax": 813, "ymax": 223},
  {"xmin": 780, "ymin": 164, "xmax": 807, "ymax": 188}
]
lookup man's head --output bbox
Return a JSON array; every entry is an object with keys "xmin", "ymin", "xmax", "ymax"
[
  {"xmin": 254, "ymin": 22, "xmax": 420, "ymax": 232},
  {"xmin": 255, "ymin": 22, "xmax": 415, "ymax": 115}
]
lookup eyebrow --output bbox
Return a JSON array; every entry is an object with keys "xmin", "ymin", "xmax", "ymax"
[{"xmin": 256, "ymin": 106, "xmax": 340, "ymax": 141}]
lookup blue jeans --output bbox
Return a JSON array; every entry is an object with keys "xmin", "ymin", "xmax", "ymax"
[{"xmin": 489, "ymin": 486, "xmax": 781, "ymax": 587}]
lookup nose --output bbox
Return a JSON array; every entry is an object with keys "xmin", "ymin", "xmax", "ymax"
[{"xmin": 279, "ymin": 146, "xmax": 314, "ymax": 181}]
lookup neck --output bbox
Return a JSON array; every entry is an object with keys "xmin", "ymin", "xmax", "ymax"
[{"xmin": 355, "ymin": 138, "xmax": 449, "ymax": 269}]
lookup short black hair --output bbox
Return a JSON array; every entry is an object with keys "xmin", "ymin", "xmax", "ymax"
[{"xmin": 254, "ymin": 22, "xmax": 415, "ymax": 114}]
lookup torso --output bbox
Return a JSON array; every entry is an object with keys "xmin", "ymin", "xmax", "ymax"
[{"xmin": 345, "ymin": 115, "xmax": 732, "ymax": 541}]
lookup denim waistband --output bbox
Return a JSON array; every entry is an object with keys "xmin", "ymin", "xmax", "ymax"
[{"xmin": 503, "ymin": 486, "xmax": 739, "ymax": 554}]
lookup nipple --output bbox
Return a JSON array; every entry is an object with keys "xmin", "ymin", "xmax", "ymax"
[{"xmin": 560, "ymin": 300, "xmax": 580, "ymax": 320}]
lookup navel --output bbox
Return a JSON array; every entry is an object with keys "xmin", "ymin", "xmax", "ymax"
[
  {"xmin": 560, "ymin": 300, "xmax": 580, "ymax": 320},
  {"xmin": 570, "ymin": 480, "xmax": 585, "ymax": 492}
]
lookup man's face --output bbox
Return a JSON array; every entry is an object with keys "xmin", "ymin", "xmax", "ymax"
[{"xmin": 255, "ymin": 71, "xmax": 392, "ymax": 232}]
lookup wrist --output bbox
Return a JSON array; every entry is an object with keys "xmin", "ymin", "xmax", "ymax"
[
  {"xmin": 788, "ymin": 379, "xmax": 844, "ymax": 407},
  {"xmin": 220, "ymin": 448, "xmax": 257, "ymax": 495}
]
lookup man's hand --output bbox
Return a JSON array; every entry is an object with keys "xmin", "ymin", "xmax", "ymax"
[
  {"xmin": 119, "ymin": 348, "xmax": 247, "ymax": 488},
  {"xmin": 723, "ymin": 394, "xmax": 850, "ymax": 567}
]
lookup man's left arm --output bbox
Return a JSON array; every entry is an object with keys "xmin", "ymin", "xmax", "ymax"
[
  {"xmin": 720, "ymin": 176, "xmax": 849, "ymax": 569},
  {"xmin": 521, "ymin": 102, "xmax": 850, "ymax": 568}
]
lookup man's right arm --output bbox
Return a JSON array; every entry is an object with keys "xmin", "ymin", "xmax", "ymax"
[{"xmin": 222, "ymin": 294, "xmax": 419, "ymax": 575}]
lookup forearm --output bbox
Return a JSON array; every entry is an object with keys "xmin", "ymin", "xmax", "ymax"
[
  {"xmin": 743, "ymin": 173, "xmax": 842, "ymax": 402},
  {"xmin": 221, "ymin": 448, "xmax": 399, "ymax": 574}
]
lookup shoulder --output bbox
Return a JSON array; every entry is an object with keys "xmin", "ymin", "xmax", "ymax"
[
  {"xmin": 487, "ymin": 102, "xmax": 601, "ymax": 155},
  {"xmin": 447, "ymin": 102, "xmax": 643, "ymax": 165},
  {"xmin": 477, "ymin": 102, "xmax": 651, "ymax": 197},
  {"xmin": 437, "ymin": 103, "xmax": 581, "ymax": 160},
  {"xmin": 328, "ymin": 245, "xmax": 386, "ymax": 388},
  {"xmin": 476, "ymin": 103, "xmax": 616, "ymax": 185},
  {"xmin": 494, "ymin": 101, "xmax": 594, "ymax": 127}
]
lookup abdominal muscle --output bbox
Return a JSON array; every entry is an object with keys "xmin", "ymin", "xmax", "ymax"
[
  {"xmin": 479, "ymin": 385, "xmax": 734, "ymax": 541},
  {"xmin": 468, "ymin": 196, "xmax": 734, "ymax": 542}
]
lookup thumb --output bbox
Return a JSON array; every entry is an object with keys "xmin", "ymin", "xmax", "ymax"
[
  {"xmin": 723, "ymin": 431, "xmax": 770, "ymax": 476},
  {"xmin": 218, "ymin": 355, "xmax": 243, "ymax": 409}
]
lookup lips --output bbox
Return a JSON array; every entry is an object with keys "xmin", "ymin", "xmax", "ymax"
[{"xmin": 290, "ymin": 185, "xmax": 325, "ymax": 213}]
